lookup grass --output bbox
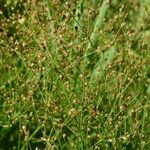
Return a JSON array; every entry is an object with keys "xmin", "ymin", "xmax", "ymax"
[{"xmin": 0, "ymin": 0, "xmax": 150, "ymax": 149}]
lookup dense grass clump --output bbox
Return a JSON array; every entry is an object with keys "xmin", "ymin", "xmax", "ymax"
[{"xmin": 0, "ymin": 0, "xmax": 150, "ymax": 149}]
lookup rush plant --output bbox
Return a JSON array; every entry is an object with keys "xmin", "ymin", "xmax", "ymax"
[{"xmin": 0, "ymin": 0, "xmax": 150, "ymax": 149}]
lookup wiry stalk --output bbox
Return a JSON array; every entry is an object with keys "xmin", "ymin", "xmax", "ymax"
[{"xmin": 74, "ymin": 0, "xmax": 84, "ymax": 32}]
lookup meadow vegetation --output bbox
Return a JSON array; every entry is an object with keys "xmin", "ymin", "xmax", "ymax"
[{"xmin": 0, "ymin": 0, "xmax": 150, "ymax": 149}]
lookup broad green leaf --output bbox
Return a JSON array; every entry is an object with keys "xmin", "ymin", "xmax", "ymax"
[{"xmin": 90, "ymin": 45, "xmax": 117, "ymax": 84}]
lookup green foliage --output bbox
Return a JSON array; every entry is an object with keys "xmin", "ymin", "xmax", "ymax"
[
  {"xmin": 0, "ymin": 0, "xmax": 150, "ymax": 149},
  {"xmin": 87, "ymin": 1, "xmax": 109, "ymax": 50},
  {"xmin": 90, "ymin": 45, "xmax": 117, "ymax": 84}
]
